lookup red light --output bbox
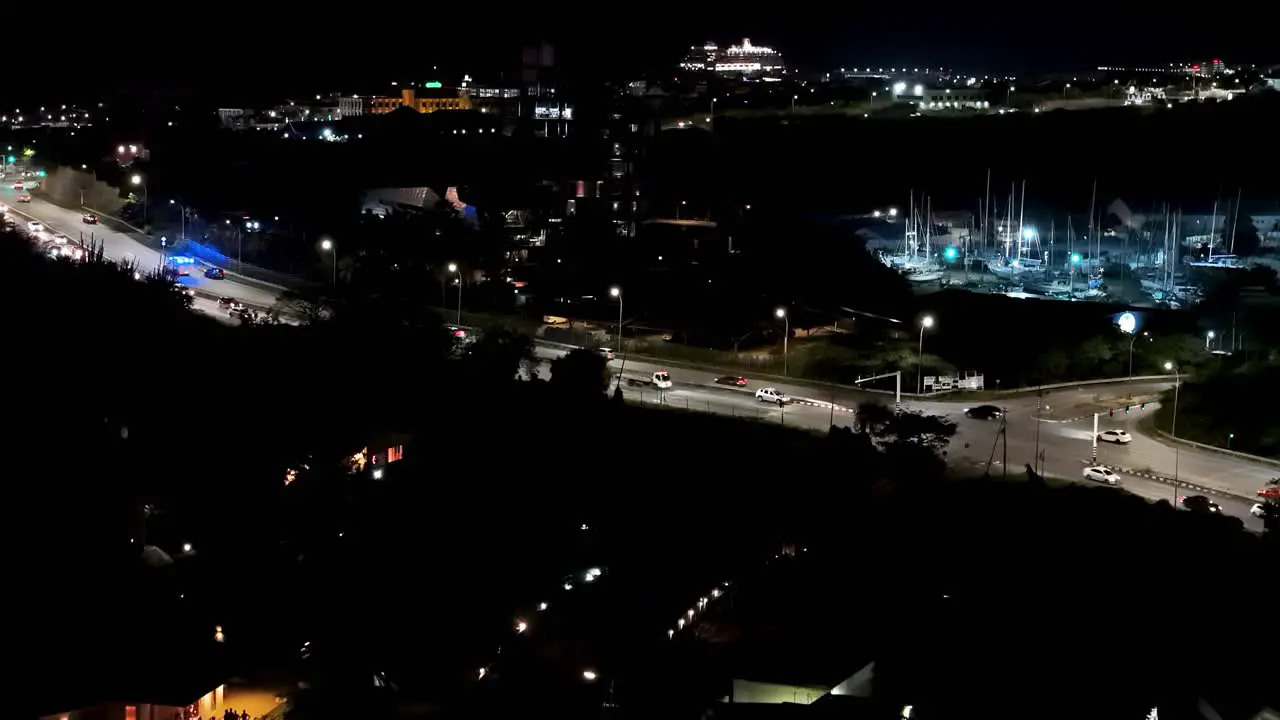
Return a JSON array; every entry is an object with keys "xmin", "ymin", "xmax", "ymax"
[
  {"xmin": 1212, "ymin": 59, "xmax": 1220, "ymax": 64},
  {"xmin": 1192, "ymin": 64, "xmax": 1200, "ymax": 71}
]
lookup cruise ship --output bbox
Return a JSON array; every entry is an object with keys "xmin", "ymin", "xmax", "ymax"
[{"xmin": 679, "ymin": 38, "xmax": 785, "ymax": 79}]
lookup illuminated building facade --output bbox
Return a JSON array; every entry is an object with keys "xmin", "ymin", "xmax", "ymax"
[
  {"xmin": 680, "ymin": 38, "xmax": 786, "ymax": 78},
  {"xmin": 367, "ymin": 86, "xmax": 473, "ymax": 114}
]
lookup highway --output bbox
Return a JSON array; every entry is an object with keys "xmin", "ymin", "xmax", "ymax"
[
  {"xmin": 532, "ymin": 347, "xmax": 1273, "ymax": 531},
  {"xmin": 1, "ymin": 187, "xmax": 283, "ymax": 310}
]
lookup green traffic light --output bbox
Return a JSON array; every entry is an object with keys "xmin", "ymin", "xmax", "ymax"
[
  {"xmin": 5, "ymin": 156, "xmax": 14, "ymax": 163},
  {"xmin": 1070, "ymin": 253, "xmax": 1082, "ymax": 263}
]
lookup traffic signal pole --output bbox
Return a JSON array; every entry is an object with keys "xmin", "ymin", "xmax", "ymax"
[{"xmin": 1092, "ymin": 412, "xmax": 1099, "ymax": 463}]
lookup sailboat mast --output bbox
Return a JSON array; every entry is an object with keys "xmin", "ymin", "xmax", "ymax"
[
  {"xmin": 1007, "ymin": 183, "xmax": 1014, "ymax": 258},
  {"xmin": 1230, "ymin": 188, "xmax": 1242, "ymax": 254},
  {"xmin": 984, "ymin": 168, "xmax": 991, "ymax": 247},
  {"xmin": 906, "ymin": 190, "xmax": 914, "ymax": 257},
  {"xmin": 1208, "ymin": 199, "xmax": 1218, "ymax": 259},
  {"xmin": 1049, "ymin": 218, "xmax": 1055, "ymax": 278},
  {"xmin": 926, "ymin": 196, "xmax": 932, "ymax": 259},
  {"xmin": 1087, "ymin": 179, "xmax": 1097, "ymax": 267},
  {"xmin": 1017, "ymin": 180, "xmax": 1027, "ymax": 261}
]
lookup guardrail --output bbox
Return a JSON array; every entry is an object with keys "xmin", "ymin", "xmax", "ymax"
[
  {"xmin": 1151, "ymin": 428, "xmax": 1280, "ymax": 468},
  {"xmin": 533, "ymin": 339, "xmax": 1176, "ymax": 400}
]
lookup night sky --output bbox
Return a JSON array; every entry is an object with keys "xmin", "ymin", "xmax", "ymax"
[{"xmin": 10, "ymin": 5, "xmax": 1272, "ymax": 103}]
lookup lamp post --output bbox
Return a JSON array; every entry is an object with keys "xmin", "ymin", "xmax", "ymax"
[
  {"xmin": 1128, "ymin": 331, "xmax": 1148, "ymax": 378},
  {"xmin": 1205, "ymin": 330, "xmax": 1214, "ymax": 350},
  {"xmin": 917, "ymin": 315, "xmax": 934, "ymax": 394},
  {"xmin": 449, "ymin": 263, "xmax": 463, "ymax": 325},
  {"xmin": 321, "ymin": 239, "xmax": 336, "ymax": 286},
  {"xmin": 169, "ymin": 199, "xmax": 186, "ymax": 242},
  {"xmin": 131, "ymin": 174, "xmax": 147, "ymax": 225},
  {"xmin": 1164, "ymin": 361, "xmax": 1181, "ymax": 496},
  {"xmin": 775, "ymin": 307, "xmax": 789, "ymax": 376},
  {"xmin": 610, "ymin": 286, "xmax": 623, "ymax": 350}
]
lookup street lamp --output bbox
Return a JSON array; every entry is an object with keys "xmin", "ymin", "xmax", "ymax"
[
  {"xmin": 1205, "ymin": 330, "xmax": 1215, "ymax": 350},
  {"xmin": 131, "ymin": 174, "xmax": 147, "ymax": 224},
  {"xmin": 168, "ymin": 199, "xmax": 186, "ymax": 242},
  {"xmin": 917, "ymin": 315, "xmax": 934, "ymax": 394},
  {"xmin": 1164, "ymin": 362, "xmax": 1181, "ymax": 493},
  {"xmin": 321, "ymin": 238, "xmax": 336, "ymax": 286},
  {"xmin": 1128, "ymin": 331, "xmax": 1149, "ymax": 378},
  {"xmin": 449, "ymin": 262, "xmax": 462, "ymax": 324},
  {"xmin": 775, "ymin": 307, "xmax": 789, "ymax": 376},
  {"xmin": 610, "ymin": 286, "xmax": 623, "ymax": 350}
]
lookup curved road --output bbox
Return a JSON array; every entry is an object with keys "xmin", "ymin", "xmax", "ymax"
[
  {"xmin": 532, "ymin": 347, "xmax": 1272, "ymax": 531},
  {"xmin": 2, "ymin": 187, "xmax": 283, "ymax": 308}
]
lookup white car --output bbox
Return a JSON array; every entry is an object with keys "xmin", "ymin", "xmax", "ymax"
[
  {"xmin": 27, "ymin": 221, "xmax": 43, "ymax": 233},
  {"xmin": 1083, "ymin": 466, "xmax": 1121, "ymax": 485},
  {"xmin": 755, "ymin": 387, "xmax": 790, "ymax": 404},
  {"xmin": 1251, "ymin": 503, "xmax": 1268, "ymax": 518},
  {"xmin": 1097, "ymin": 430, "xmax": 1132, "ymax": 444}
]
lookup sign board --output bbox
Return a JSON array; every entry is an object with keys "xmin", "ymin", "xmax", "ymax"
[{"xmin": 924, "ymin": 372, "xmax": 985, "ymax": 391}]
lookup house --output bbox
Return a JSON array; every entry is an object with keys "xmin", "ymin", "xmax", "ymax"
[{"xmin": 40, "ymin": 679, "xmax": 285, "ymax": 720}]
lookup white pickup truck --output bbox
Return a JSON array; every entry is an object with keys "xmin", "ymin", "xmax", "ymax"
[{"xmin": 620, "ymin": 370, "xmax": 673, "ymax": 389}]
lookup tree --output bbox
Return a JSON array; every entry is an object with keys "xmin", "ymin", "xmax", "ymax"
[
  {"xmin": 275, "ymin": 289, "xmax": 329, "ymax": 325},
  {"xmin": 463, "ymin": 328, "xmax": 536, "ymax": 383},
  {"xmin": 1228, "ymin": 212, "xmax": 1262, "ymax": 257},
  {"xmin": 549, "ymin": 348, "xmax": 610, "ymax": 398}
]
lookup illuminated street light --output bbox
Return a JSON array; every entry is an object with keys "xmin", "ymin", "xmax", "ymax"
[
  {"xmin": 321, "ymin": 238, "xmax": 336, "ymax": 286},
  {"xmin": 917, "ymin": 316, "xmax": 934, "ymax": 394},
  {"xmin": 1164, "ymin": 362, "xmax": 1182, "ymax": 493},
  {"xmin": 775, "ymin": 307, "xmax": 789, "ymax": 376},
  {"xmin": 182, "ymin": 542, "xmax": 193, "ymax": 553},
  {"xmin": 449, "ymin": 263, "xmax": 463, "ymax": 324},
  {"xmin": 582, "ymin": 670, "xmax": 598, "ymax": 681},
  {"xmin": 515, "ymin": 620, "xmax": 528, "ymax": 634},
  {"xmin": 610, "ymin": 286, "xmax": 623, "ymax": 351},
  {"xmin": 130, "ymin": 175, "xmax": 147, "ymax": 224},
  {"xmin": 893, "ymin": 81, "xmax": 906, "ymax": 95}
]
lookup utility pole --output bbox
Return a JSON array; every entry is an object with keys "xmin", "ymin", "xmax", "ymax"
[
  {"xmin": 1034, "ymin": 389, "xmax": 1044, "ymax": 476},
  {"xmin": 1092, "ymin": 412, "xmax": 1099, "ymax": 464}
]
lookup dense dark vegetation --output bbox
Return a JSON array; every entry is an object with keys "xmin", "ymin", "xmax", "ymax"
[{"xmin": 8, "ymin": 227, "xmax": 1275, "ymax": 720}]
